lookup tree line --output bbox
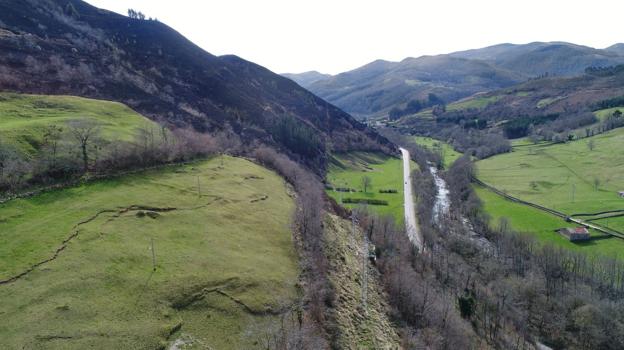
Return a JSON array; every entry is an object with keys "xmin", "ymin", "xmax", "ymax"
[{"xmin": 0, "ymin": 120, "xmax": 235, "ymax": 196}]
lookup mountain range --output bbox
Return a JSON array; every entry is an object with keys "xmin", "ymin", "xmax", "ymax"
[{"xmin": 286, "ymin": 41, "xmax": 624, "ymax": 119}]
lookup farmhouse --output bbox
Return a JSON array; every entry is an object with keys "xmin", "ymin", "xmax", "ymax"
[{"xmin": 559, "ymin": 227, "xmax": 591, "ymax": 242}]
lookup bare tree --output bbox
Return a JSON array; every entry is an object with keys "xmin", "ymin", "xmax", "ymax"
[
  {"xmin": 361, "ymin": 175, "xmax": 372, "ymax": 193},
  {"xmin": 42, "ymin": 124, "xmax": 63, "ymax": 168},
  {"xmin": 68, "ymin": 120, "xmax": 100, "ymax": 174}
]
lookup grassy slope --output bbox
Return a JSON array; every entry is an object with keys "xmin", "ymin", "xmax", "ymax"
[
  {"xmin": 477, "ymin": 127, "xmax": 624, "ymax": 215},
  {"xmin": 326, "ymin": 152, "xmax": 412, "ymax": 223},
  {"xmin": 446, "ymin": 95, "xmax": 502, "ymax": 111},
  {"xmin": 0, "ymin": 93, "xmax": 158, "ymax": 156},
  {"xmin": 476, "ymin": 186, "xmax": 624, "ymax": 259},
  {"xmin": 0, "ymin": 156, "xmax": 298, "ymax": 349},
  {"xmin": 413, "ymin": 136, "xmax": 462, "ymax": 168},
  {"xmin": 594, "ymin": 107, "xmax": 624, "ymax": 121},
  {"xmin": 324, "ymin": 214, "xmax": 400, "ymax": 348}
]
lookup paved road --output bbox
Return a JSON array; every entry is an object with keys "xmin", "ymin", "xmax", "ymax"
[{"xmin": 400, "ymin": 148, "xmax": 422, "ymax": 250}]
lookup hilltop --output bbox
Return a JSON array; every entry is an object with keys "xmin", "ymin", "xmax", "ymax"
[
  {"xmin": 0, "ymin": 0, "xmax": 390, "ymax": 170},
  {"xmin": 282, "ymin": 70, "xmax": 331, "ymax": 86}
]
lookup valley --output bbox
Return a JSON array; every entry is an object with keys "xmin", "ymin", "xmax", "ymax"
[{"xmin": 2, "ymin": 0, "xmax": 624, "ymax": 348}]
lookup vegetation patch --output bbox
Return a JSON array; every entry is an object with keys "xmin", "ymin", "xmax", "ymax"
[
  {"xmin": 477, "ymin": 127, "xmax": 624, "ymax": 215},
  {"xmin": 413, "ymin": 136, "xmax": 462, "ymax": 168},
  {"xmin": 0, "ymin": 93, "xmax": 158, "ymax": 157},
  {"xmin": 342, "ymin": 198, "xmax": 389, "ymax": 206},
  {"xmin": 446, "ymin": 95, "xmax": 502, "ymax": 111},
  {"xmin": 326, "ymin": 152, "xmax": 414, "ymax": 223},
  {"xmin": 0, "ymin": 156, "xmax": 299, "ymax": 349}
]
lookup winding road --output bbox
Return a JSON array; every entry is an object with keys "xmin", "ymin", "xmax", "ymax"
[{"xmin": 400, "ymin": 148, "xmax": 423, "ymax": 250}]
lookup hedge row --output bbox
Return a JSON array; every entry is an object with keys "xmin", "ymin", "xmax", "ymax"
[{"xmin": 342, "ymin": 198, "xmax": 389, "ymax": 206}]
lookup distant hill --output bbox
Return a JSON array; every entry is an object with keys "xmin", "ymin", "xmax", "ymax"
[
  {"xmin": 0, "ymin": 0, "xmax": 390, "ymax": 170},
  {"xmin": 282, "ymin": 70, "xmax": 331, "ymax": 86},
  {"xmin": 606, "ymin": 43, "xmax": 624, "ymax": 56},
  {"xmin": 451, "ymin": 42, "xmax": 624, "ymax": 76},
  {"xmin": 299, "ymin": 42, "xmax": 624, "ymax": 119},
  {"xmin": 395, "ymin": 65, "xmax": 624, "ymax": 142},
  {"xmin": 305, "ymin": 55, "xmax": 524, "ymax": 119}
]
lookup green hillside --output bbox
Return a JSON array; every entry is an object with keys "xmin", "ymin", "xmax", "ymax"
[
  {"xmin": 413, "ymin": 136, "xmax": 462, "ymax": 168},
  {"xmin": 477, "ymin": 127, "xmax": 624, "ymax": 215},
  {"xmin": 0, "ymin": 156, "xmax": 298, "ymax": 349},
  {"xmin": 326, "ymin": 152, "xmax": 414, "ymax": 223},
  {"xmin": 0, "ymin": 93, "xmax": 158, "ymax": 156}
]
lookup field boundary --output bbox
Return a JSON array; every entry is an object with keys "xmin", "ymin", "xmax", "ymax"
[{"xmin": 472, "ymin": 177, "xmax": 624, "ymax": 239}]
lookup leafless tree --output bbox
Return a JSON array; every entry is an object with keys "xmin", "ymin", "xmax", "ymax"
[
  {"xmin": 67, "ymin": 120, "xmax": 100, "ymax": 173},
  {"xmin": 361, "ymin": 175, "xmax": 372, "ymax": 193}
]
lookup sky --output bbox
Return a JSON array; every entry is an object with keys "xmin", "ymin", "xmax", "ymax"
[{"xmin": 85, "ymin": 0, "xmax": 624, "ymax": 75}]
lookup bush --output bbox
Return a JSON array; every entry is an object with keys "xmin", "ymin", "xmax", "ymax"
[{"xmin": 342, "ymin": 198, "xmax": 388, "ymax": 205}]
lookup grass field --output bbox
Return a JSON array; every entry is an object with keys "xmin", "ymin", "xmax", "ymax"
[
  {"xmin": 0, "ymin": 93, "xmax": 158, "ymax": 156},
  {"xmin": 446, "ymin": 95, "xmax": 502, "ymax": 111},
  {"xmin": 326, "ymin": 152, "xmax": 413, "ymax": 223},
  {"xmin": 594, "ymin": 107, "xmax": 624, "ymax": 121},
  {"xmin": 477, "ymin": 127, "xmax": 624, "ymax": 215},
  {"xmin": 413, "ymin": 136, "xmax": 462, "ymax": 168},
  {"xmin": 0, "ymin": 156, "xmax": 298, "ymax": 349},
  {"xmin": 475, "ymin": 186, "xmax": 624, "ymax": 259}
]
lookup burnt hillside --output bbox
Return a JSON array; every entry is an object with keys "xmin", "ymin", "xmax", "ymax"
[{"xmin": 0, "ymin": 0, "xmax": 391, "ymax": 170}]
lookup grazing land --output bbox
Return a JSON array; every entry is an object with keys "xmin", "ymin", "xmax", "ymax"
[
  {"xmin": 477, "ymin": 127, "xmax": 624, "ymax": 215},
  {"xmin": 413, "ymin": 136, "xmax": 462, "ymax": 168},
  {"xmin": 594, "ymin": 107, "xmax": 624, "ymax": 121},
  {"xmin": 475, "ymin": 186, "xmax": 624, "ymax": 259},
  {"xmin": 0, "ymin": 156, "xmax": 299, "ymax": 349},
  {"xmin": 0, "ymin": 93, "xmax": 158, "ymax": 156},
  {"xmin": 446, "ymin": 95, "xmax": 502, "ymax": 111},
  {"xmin": 326, "ymin": 152, "xmax": 413, "ymax": 223},
  {"xmin": 476, "ymin": 127, "xmax": 624, "ymax": 258}
]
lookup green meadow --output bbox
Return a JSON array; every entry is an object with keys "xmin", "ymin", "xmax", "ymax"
[
  {"xmin": 0, "ymin": 156, "xmax": 299, "ymax": 349},
  {"xmin": 413, "ymin": 136, "xmax": 462, "ymax": 168},
  {"xmin": 477, "ymin": 127, "xmax": 624, "ymax": 215},
  {"xmin": 475, "ymin": 186, "xmax": 624, "ymax": 259},
  {"xmin": 0, "ymin": 93, "xmax": 158, "ymax": 156},
  {"xmin": 446, "ymin": 95, "xmax": 502, "ymax": 111},
  {"xmin": 326, "ymin": 152, "xmax": 414, "ymax": 223},
  {"xmin": 594, "ymin": 107, "xmax": 624, "ymax": 121}
]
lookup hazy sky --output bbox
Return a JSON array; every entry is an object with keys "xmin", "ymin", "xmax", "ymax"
[{"xmin": 85, "ymin": 0, "xmax": 623, "ymax": 75}]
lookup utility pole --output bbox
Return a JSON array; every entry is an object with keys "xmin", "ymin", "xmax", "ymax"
[
  {"xmin": 197, "ymin": 176, "xmax": 201, "ymax": 198},
  {"xmin": 362, "ymin": 230, "xmax": 368, "ymax": 315},
  {"xmin": 151, "ymin": 238, "xmax": 156, "ymax": 271}
]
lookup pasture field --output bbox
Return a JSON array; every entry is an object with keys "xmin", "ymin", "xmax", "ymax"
[
  {"xmin": 446, "ymin": 95, "xmax": 502, "ymax": 111},
  {"xmin": 594, "ymin": 107, "xmax": 624, "ymax": 121},
  {"xmin": 413, "ymin": 136, "xmax": 462, "ymax": 168},
  {"xmin": 476, "ymin": 127, "xmax": 624, "ymax": 215},
  {"xmin": 475, "ymin": 186, "xmax": 624, "ymax": 259},
  {"xmin": 0, "ymin": 156, "xmax": 299, "ymax": 349},
  {"xmin": 0, "ymin": 93, "xmax": 158, "ymax": 156},
  {"xmin": 326, "ymin": 152, "xmax": 413, "ymax": 223}
]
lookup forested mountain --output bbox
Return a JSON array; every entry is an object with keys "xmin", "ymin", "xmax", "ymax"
[
  {"xmin": 300, "ymin": 55, "xmax": 524, "ymax": 118},
  {"xmin": 290, "ymin": 41, "xmax": 624, "ymax": 119},
  {"xmin": 0, "ymin": 0, "xmax": 390, "ymax": 170}
]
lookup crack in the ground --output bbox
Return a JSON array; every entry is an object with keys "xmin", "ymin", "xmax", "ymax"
[
  {"xmin": 172, "ymin": 284, "xmax": 288, "ymax": 316},
  {"xmin": 0, "ymin": 199, "xmax": 222, "ymax": 286}
]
